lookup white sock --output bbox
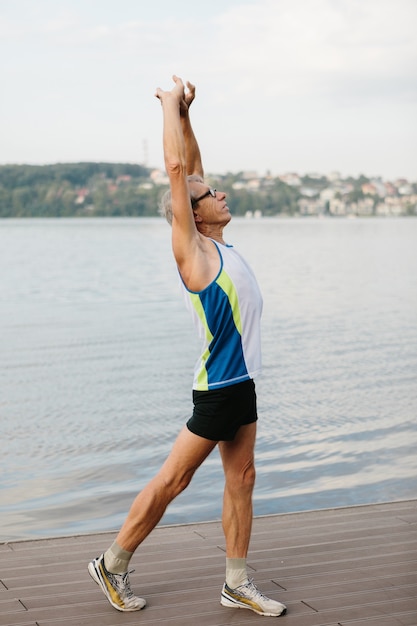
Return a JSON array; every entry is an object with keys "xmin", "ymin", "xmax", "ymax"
[
  {"xmin": 103, "ymin": 541, "xmax": 133, "ymax": 574},
  {"xmin": 225, "ymin": 557, "xmax": 249, "ymax": 589}
]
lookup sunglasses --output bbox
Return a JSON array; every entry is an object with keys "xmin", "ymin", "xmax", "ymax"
[{"xmin": 191, "ymin": 188, "xmax": 217, "ymax": 208}]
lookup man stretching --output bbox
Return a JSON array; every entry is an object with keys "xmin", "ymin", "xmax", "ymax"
[{"xmin": 88, "ymin": 75, "xmax": 286, "ymax": 618}]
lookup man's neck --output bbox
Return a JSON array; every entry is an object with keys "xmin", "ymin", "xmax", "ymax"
[{"xmin": 197, "ymin": 224, "xmax": 226, "ymax": 245}]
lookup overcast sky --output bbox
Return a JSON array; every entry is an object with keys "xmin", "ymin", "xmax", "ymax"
[{"xmin": 1, "ymin": 0, "xmax": 416, "ymax": 180}]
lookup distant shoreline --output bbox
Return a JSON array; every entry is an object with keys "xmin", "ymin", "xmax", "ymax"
[{"xmin": 1, "ymin": 162, "xmax": 415, "ymax": 218}]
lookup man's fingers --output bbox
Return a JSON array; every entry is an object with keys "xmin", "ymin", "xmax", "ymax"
[
  {"xmin": 172, "ymin": 74, "xmax": 185, "ymax": 90},
  {"xmin": 155, "ymin": 76, "xmax": 188, "ymax": 105}
]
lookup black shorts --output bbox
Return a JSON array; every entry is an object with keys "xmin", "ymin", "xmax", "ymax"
[{"xmin": 186, "ymin": 379, "xmax": 258, "ymax": 442}]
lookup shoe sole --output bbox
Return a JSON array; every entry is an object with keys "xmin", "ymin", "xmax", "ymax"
[
  {"xmin": 88, "ymin": 561, "xmax": 145, "ymax": 612},
  {"xmin": 221, "ymin": 595, "xmax": 287, "ymax": 617}
]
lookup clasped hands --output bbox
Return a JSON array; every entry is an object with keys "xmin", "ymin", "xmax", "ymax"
[{"xmin": 155, "ymin": 75, "xmax": 195, "ymax": 115}]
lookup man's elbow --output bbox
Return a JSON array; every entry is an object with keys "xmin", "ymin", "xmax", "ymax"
[{"xmin": 165, "ymin": 157, "xmax": 186, "ymax": 178}]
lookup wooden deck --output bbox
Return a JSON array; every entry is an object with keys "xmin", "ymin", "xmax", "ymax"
[{"xmin": 1, "ymin": 500, "xmax": 416, "ymax": 626}]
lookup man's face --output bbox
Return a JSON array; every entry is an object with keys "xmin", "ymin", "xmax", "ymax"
[{"xmin": 190, "ymin": 183, "xmax": 231, "ymax": 225}]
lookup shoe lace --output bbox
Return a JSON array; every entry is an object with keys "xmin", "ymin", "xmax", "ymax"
[
  {"xmin": 242, "ymin": 578, "xmax": 269, "ymax": 601},
  {"xmin": 113, "ymin": 569, "xmax": 136, "ymax": 599}
]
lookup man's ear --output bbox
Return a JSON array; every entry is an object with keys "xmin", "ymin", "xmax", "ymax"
[{"xmin": 193, "ymin": 211, "xmax": 202, "ymax": 223}]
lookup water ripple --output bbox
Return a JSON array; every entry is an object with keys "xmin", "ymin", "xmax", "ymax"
[{"xmin": 1, "ymin": 218, "xmax": 416, "ymax": 539}]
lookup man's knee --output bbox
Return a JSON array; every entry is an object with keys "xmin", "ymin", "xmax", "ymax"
[
  {"xmin": 226, "ymin": 460, "xmax": 256, "ymax": 493},
  {"xmin": 242, "ymin": 462, "xmax": 256, "ymax": 490},
  {"xmin": 159, "ymin": 467, "xmax": 194, "ymax": 499}
]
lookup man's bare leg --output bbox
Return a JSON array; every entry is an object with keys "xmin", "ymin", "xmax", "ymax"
[
  {"xmin": 88, "ymin": 426, "xmax": 217, "ymax": 612},
  {"xmin": 219, "ymin": 422, "xmax": 256, "ymax": 558},
  {"xmin": 116, "ymin": 426, "xmax": 217, "ymax": 552},
  {"xmin": 219, "ymin": 422, "xmax": 287, "ymax": 616}
]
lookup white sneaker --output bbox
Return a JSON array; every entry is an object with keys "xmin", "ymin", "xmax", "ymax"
[
  {"xmin": 221, "ymin": 578, "xmax": 287, "ymax": 616},
  {"xmin": 88, "ymin": 553, "xmax": 146, "ymax": 612}
]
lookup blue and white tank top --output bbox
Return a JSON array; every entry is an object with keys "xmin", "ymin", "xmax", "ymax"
[{"xmin": 180, "ymin": 240, "xmax": 263, "ymax": 390}]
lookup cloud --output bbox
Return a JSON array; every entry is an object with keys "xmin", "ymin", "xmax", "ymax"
[
  {"xmin": 194, "ymin": 0, "xmax": 417, "ymax": 107},
  {"xmin": 4, "ymin": 0, "xmax": 416, "ymax": 104},
  {"xmin": 0, "ymin": 0, "xmax": 415, "ymax": 178}
]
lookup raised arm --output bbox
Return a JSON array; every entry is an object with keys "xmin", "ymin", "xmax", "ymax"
[
  {"xmin": 180, "ymin": 81, "xmax": 204, "ymax": 178},
  {"xmin": 155, "ymin": 76, "xmax": 199, "ymax": 264},
  {"xmin": 155, "ymin": 76, "xmax": 215, "ymax": 290}
]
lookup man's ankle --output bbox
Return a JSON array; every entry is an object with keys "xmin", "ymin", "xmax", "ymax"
[
  {"xmin": 103, "ymin": 541, "xmax": 133, "ymax": 574},
  {"xmin": 225, "ymin": 557, "xmax": 249, "ymax": 588}
]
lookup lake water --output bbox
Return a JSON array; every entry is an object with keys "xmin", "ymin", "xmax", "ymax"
[{"xmin": 1, "ymin": 217, "xmax": 416, "ymax": 541}]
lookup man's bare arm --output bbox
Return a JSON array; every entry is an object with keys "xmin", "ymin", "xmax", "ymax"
[
  {"xmin": 155, "ymin": 76, "xmax": 199, "ymax": 263},
  {"xmin": 180, "ymin": 81, "xmax": 204, "ymax": 178}
]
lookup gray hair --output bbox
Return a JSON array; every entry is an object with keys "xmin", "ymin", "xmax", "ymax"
[{"xmin": 159, "ymin": 174, "xmax": 204, "ymax": 225}]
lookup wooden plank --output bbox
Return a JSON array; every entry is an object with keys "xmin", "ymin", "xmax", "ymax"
[
  {"xmin": 303, "ymin": 584, "xmax": 417, "ymax": 611},
  {"xmin": 0, "ymin": 598, "xmax": 27, "ymax": 614},
  {"xmin": 0, "ymin": 501, "xmax": 416, "ymax": 626},
  {"xmin": 340, "ymin": 613, "xmax": 417, "ymax": 626}
]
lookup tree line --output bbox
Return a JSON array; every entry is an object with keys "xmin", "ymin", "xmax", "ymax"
[
  {"xmin": 0, "ymin": 162, "xmax": 304, "ymax": 218},
  {"xmin": 0, "ymin": 163, "xmax": 158, "ymax": 218},
  {"xmin": 0, "ymin": 162, "xmax": 384, "ymax": 218}
]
